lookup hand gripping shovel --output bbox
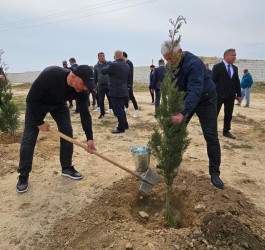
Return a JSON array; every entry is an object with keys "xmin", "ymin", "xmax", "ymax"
[{"xmin": 48, "ymin": 127, "xmax": 159, "ymax": 193}]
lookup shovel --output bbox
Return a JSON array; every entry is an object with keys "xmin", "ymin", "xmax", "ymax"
[{"xmin": 48, "ymin": 127, "xmax": 159, "ymax": 193}]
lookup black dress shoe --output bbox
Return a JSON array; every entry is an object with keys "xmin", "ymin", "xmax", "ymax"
[
  {"xmin": 112, "ymin": 129, "xmax": 125, "ymax": 134},
  {"xmin": 223, "ymin": 131, "xmax": 236, "ymax": 139},
  {"xmin": 211, "ymin": 174, "xmax": 224, "ymax": 189},
  {"xmin": 125, "ymin": 125, "xmax": 129, "ymax": 130}
]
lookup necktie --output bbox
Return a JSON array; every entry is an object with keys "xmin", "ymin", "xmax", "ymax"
[{"xmin": 227, "ymin": 64, "xmax": 232, "ymax": 78}]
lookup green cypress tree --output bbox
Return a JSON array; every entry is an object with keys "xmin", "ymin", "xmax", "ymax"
[
  {"xmin": 0, "ymin": 50, "xmax": 20, "ymax": 141},
  {"xmin": 148, "ymin": 16, "xmax": 190, "ymax": 227}
]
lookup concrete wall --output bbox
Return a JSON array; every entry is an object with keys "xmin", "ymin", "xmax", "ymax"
[
  {"xmin": 7, "ymin": 57, "xmax": 265, "ymax": 84},
  {"xmin": 7, "ymin": 71, "xmax": 41, "ymax": 84}
]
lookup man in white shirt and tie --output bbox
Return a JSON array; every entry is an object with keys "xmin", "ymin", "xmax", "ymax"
[{"xmin": 211, "ymin": 49, "xmax": 241, "ymax": 139}]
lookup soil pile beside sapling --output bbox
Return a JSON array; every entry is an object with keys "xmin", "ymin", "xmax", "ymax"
[{"xmin": 36, "ymin": 170, "xmax": 265, "ymax": 250}]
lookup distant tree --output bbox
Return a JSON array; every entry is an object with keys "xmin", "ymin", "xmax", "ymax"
[
  {"xmin": 148, "ymin": 16, "xmax": 190, "ymax": 227},
  {"xmin": 0, "ymin": 50, "xmax": 20, "ymax": 140}
]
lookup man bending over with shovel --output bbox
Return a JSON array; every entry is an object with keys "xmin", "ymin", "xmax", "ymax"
[{"xmin": 16, "ymin": 65, "xmax": 96, "ymax": 193}]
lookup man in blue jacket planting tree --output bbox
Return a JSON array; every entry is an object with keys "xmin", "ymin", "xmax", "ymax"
[{"xmin": 161, "ymin": 40, "xmax": 224, "ymax": 189}]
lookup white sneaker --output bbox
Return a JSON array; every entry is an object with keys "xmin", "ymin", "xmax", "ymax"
[
  {"xmin": 125, "ymin": 108, "xmax": 130, "ymax": 114},
  {"xmin": 106, "ymin": 109, "xmax": 112, "ymax": 114},
  {"xmin": 133, "ymin": 110, "xmax": 139, "ymax": 118},
  {"xmin": 93, "ymin": 107, "xmax": 100, "ymax": 112}
]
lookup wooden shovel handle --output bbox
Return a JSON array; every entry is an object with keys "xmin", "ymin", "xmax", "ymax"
[{"xmin": 48, "ymin": 127, "xmax": 137, "ymax": 177}]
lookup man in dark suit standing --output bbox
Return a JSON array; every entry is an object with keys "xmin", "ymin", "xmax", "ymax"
[
  {"xmin": 123, "ymin": 52, "xmax": 139, "ymax": 118},
  {"xmin": 101, "ymin": 50, "xmax": 130, "ymax": 133},
  {"xmin": 148, "ymin": 65, "xmax": 155, "ymax": 105},
  {"xmin": 212, "ymin": 49, "xmax": 241, "ymax": 139},
  {"xmin": 150, "ymin": 59, "xmax": 165, "ymax": 108}
]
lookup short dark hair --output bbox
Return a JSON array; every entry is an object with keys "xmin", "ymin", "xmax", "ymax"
[
  {"xmin": 98, "ymin": 52, "xmax": 104, "ymax": 57},
  {"xmin": 150, "ymin": 65, "xmax": 155, "ymax": 68},
  {"xmin": 69, "ymin": 57, "xmax": 76, "ymax": 63},
  {"xmin": 123, "ymin": 52, "xmax": 128, "ymax": 58},
  {"xmin": 158, "ymin": 59, "xmax": 165, "ymax": 65},
  {"xmin": 224, "ymin": 49, "xmax": 235, "ymax": 57},
  {"xmin": 243, "ymin": 69, "xmax": 248, "ymax": 73}
]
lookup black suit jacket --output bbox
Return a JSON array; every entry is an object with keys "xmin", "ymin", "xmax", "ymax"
[
  {"xmin": 211, "ymin": 61, "xmax": 241, "ymax": 99},
  {"xmin": 151, "ymin": 65, "xmax": 165, "ymax": 89},
  {"xmin": 101, "ymin": 59, "xmax": 130, "ymax": 97}
]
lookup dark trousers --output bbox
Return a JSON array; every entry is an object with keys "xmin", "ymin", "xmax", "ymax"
[
  {"xmin": 18, "ymin": 104, "xmax": 73, "ymax": 174},
  {"xmin": 186, "ymin": 98, "xmax": 221, "ymax": 176},
  {"xmin": 98, "ymin": 86, "xmax": 112, "ymax": 116},
  {"xmin": 75, "ymin": 99, "xmax": 80, "ymax": 112},
  {"xmin": 149, "ymin": 87, "xmax": 154, "ymax": 103},
  {"xmin": 111, "ymin": 97, "xmax": 128, "ymax": 131},
  {"xmin": 155, "ymin": 89, "xmax": 160, "ymax": 107},
  {"xmin": 217, "ymin": 96, "xmax": 234, "ymax": 132},
  {"xmin": 124, "ymin": 86, "xmax": 138, "ymax": 110},
  {"xmin": 88, "ymin": 90, "xmax": 96, "ymax": 107},
  {"xmin": 95, "ymin": 86, "xmax": 99, "ymax": 108}
]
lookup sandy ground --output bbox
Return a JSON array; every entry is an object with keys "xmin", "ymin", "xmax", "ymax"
[{"xmin": 0, "ymin": 87, "xmax": 265, "ymax": 249}]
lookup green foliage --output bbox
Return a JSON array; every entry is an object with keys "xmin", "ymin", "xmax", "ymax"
[
  {"xmin": 148, "ymin": 69, "xmax": 190, "ymax": 187},
  {"xmin": 164, "ymin": 212, "xmax": 178, "ymax": 228},
  {"xmin": 12, "ymin": 96, "xmax": 26, "ymax": 112},
  {"xmin": 0, "ymin": 101, "xmax": 20, "ymax": 134},
  {"xmin": 223, "ymin": 142, "xmax": 252, "ymax": 150},
  {"xmin": 148, "ymin": 16, "xmax": 190, "ymax": 187},
  {"xmin": 252, "ymin": 82, "xmax": 265, "ymax": 93},
  {"xmin": 100, "ymin": 120, "xmax": 112, "ymax": 127},
  {"xmin": 0, "ymin": 50, "xmax": 20, "ymax": 138},
  {"xmin": 148, "ymin": 16, "xmax": 189, "ymax": 227}
]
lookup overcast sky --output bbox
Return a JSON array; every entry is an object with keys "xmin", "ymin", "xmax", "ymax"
[{"xmin": 1, "ymin": 0, "xmax": 264, "ymax": 73}]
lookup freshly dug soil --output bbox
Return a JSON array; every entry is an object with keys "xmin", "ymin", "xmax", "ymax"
[
  {"xmin": 1, "ymin": 90, "xmax": 265, "ymax": 249},
  {"xmin": 36, "ymin": 170, "xmax": 265, "ymax": 250}
]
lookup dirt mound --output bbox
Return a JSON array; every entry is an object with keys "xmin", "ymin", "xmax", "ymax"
[
  {"xmin": 36, "ymin": 170, "xmax": 265, "ymax": 250},
  {"xmin": 0, "ymin": 130, "xmax": 60, "ymax": 176},
  {"xmin": 0, "ymin": 131, "xmax": 23, "ymax": 144}
]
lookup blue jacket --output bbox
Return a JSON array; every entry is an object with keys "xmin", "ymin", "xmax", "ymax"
[
  {"xmin": 151, "ymin": 65, "xmax": 165, "ymax": 89},
  {"xmin": 174, "ymin": 51, "xmax": 216, "ymax": 116},
  {"xmin": 68, "ymin": 63, "xmax": 78, "ymax": 71},
  {"xmin": 241, "ymin": 73, "xmax": 253, "ymax": 89},
  {"xmin": 101, "ymin": 59, "xmax": 130, "ymax": 97}
]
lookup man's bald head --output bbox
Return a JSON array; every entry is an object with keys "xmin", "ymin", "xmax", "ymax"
[{"xmin": 114, "ymin": 50, "xmax": 123, "ymax": 60}]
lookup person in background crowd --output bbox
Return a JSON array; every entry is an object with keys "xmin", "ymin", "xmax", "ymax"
[
  {"xmin": 62, "ymin": 60, "xmax": 68, "ymax": 69},
  {"xmin": 235, "ymin": 69, "xmax": 253, "ymax": 107},
  {"xmin": 149, "ymin": 65, "xmax": 155, "ymax": 105},
  {"xmin": 150, "ymin": 59, "xmax": 165, "ymax": 109},
  {"xmin": 62, "ymin": 60, "xmax": 73, "ymax": 108},
  {"xmin": 69, "ymin": 58, "xmax": 80, "ymax": 113},
  {"xmin": 205, "ymin": 63, "xmax": 212, "ymax": 77},
  {"xmin": 161, "ymin": 40, "xmax": 224, "ymax": 189},
  {"xmin": 94, "ymin": 52, "xmax": 112, "ymax": 119},
  {"xmin": 68, "ymin": 58, "xmax": 78, "ymax": 71},
  {"xmin": 123, "ymin": 52, "xmax": 139, "ymax": 118},
  {"xmin": 211, "ymin": 49, "xmax": 241, "ymax": 139},
  {"xmin": 102, "ymin": 50, "xmax": 129, "ymax": 133},
  {"xmin": 88, "ymin": 65, "xmax": 97, "ymax": 108}
]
